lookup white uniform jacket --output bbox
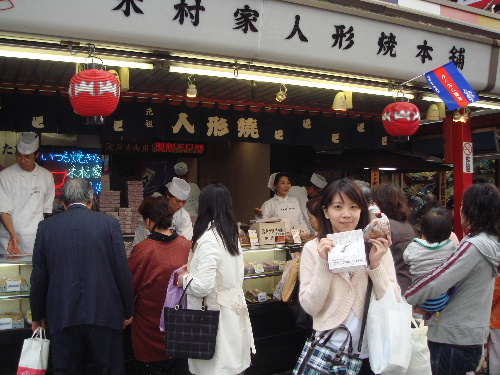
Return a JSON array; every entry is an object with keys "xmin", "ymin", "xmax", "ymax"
[
  {"xmin": 132, "ymin": 207, "xmax": 193, "ymax": 246},
  {"xmin": 184, "ymin": 182, "xmax": 200, "ymax": 216},
  {"xmin": 0, "ymin": 163, "xmax": 54, "ymax": 253},
  {"xmin": 256, "ymin": 195, "xmax": 307, "ymax": 229},
  {"xmin": 183, "ymin": 225, "xmax": 255, "ymax": 375}
]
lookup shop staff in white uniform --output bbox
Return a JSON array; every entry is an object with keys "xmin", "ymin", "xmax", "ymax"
[
  {"xmin": 0, "ymin": 133, "xmax": 55, "ymax": 254},
  {"xmin": 254, "ymin": 172, "xmax": 307, "ymax": 231},
  {"xmin": 174, "ymin": 162, "xmax": 200, "ymax": 216},
  {"xmin": 288, "ymin": 173, "xmax": 328, "ymax": 234},
  {"xmin": 132, "ymin": 177, "xmax": 193, "ymax": 246}
]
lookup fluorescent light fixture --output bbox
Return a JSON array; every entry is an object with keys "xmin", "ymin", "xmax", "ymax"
[
  {"xmin": 379, "ymin": 167, "xmax": 397, "ymax": 171},
  {"xmin": 422, "ymin": 95, "xmax": 500, "ymax": 109},
  {"xmin": 170, "ymin": 66, "xmax": 414, "ymax": 98},
  {"xmin": 0, "ymin": 49, "xmax": 154, "ymax": 69}
]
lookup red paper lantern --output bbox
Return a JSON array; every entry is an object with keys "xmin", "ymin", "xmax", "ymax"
[
  {"xmin": 68, "ymin": 69, "xmax": 120, "ymax": 117},
  {"xmin": 382, "ymin": 101, "xmax": 420, "ymax": 137}
]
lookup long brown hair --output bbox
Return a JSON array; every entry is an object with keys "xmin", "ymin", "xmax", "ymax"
[{"xmin": 372, "ymin": 184, "xmax": 411, "ymax": 222}]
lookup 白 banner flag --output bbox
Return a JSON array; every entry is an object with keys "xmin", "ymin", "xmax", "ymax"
[{"xmin": 425, "ymin": 62, "xmax": 479, "ymax": 111}]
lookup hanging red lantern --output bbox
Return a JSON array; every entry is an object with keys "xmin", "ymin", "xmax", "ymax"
[
  {"xmin": 68, "ymin": 68, "xmax": 120, "ymax": 118},
  {"xmin": 382, "ymin": 101, "xmax": 420, "ymax": 137}
]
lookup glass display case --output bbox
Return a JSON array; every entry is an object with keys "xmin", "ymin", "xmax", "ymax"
[
  {"xmin": 0, "ymin": 254, "xmax": 32, "ymax": 331},
  {"xmin": 242, "ymin": 245, "xmax": 289, "ymax": 303}
]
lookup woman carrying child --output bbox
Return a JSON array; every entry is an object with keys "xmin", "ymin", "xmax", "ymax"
[
  {"xmin": 405, "ymin": 183, "xmax": 500, "ymax": 375},
  {"xmin": 299, "ymin": 178, "xmax": 400, "ymax": 374},
  {"xmin": 403, "ymin": 206, "xmax": 456, "ymax": 319}
]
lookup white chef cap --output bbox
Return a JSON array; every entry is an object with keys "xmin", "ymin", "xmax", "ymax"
[
  {"xmin": 17, "ymin": 132, "xmax": 39, "ymax": 154},
  {"xmin": 268, "ymin": 172, "xmax": 279, "ymax": 191},
  {"xmin": 166, "ymin": 177, "xmax": 191, "ymax": 200},
  {"xmin": 174, "ymin": 162, "xmax": 188, "ymax": 176},
  {"xmin": 310, "ymin": 173, "xmax": 327, "ymax": 189}
]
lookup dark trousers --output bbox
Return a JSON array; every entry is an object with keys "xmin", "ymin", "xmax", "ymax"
[
  {"xmin": 428, "ymin": 340, "xmax": 483, "ymax": 375},
  {"xmin": 50, "ymin": 325, "xmax": 125, "ymax": 375}
]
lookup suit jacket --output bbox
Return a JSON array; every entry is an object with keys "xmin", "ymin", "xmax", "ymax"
[{"xmin": 30, "ymin": 204, "xmax": 134, "ymax": 335}]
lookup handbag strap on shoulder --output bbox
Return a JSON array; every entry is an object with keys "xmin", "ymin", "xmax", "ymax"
[
  {"xmin": 357, "ymin": 277, "xmax": 373, "ymax": 353},
  {"xmin": 319, "ymin": 324, "xmax": 354, "ymax": 353}
]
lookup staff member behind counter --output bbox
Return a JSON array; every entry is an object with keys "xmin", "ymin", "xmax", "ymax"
[
  {"xmin": 0, "ymin": 133, "xmax": 55, "ymax": 254},
  {"xmin": 133, "ymin": 177, "xmax": 193, "ymax": 246},
  {"xmin": 254, "ymin": 172, "xmax": 308, "ymax": 232}
]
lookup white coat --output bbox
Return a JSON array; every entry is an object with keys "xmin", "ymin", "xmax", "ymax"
[
  {"xmin": 183, "ymin": 225, "xmax": 255, "ymax": 375},
  {"xmin": 184, "ymin": 182, "xmax": 200, "ymax": 216},
  {"xmin": 0, "ymin": 163, "xmax": 54, "ymax": 253},
  {"xmin": 132, "ymin": 207, "xmax": 193, "ymax": 246},
  {"xmin": 257, "ymin": 195, "xmax": 307, "ymax": 230}
]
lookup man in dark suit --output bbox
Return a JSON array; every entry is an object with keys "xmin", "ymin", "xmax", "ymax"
[{"xmin": 30, "ymin": 177, "xmax": 134, "ymax": 375}]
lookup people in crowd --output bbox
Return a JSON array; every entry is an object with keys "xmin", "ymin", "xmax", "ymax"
[
  {"xmin": 403, "ymin": 207, "xmax": 457, "ymax": 319},
  {"xmin": 423, "ymin": 193, "xmax": 437, "ymax": 204},
  {"xmin": 128, "ymin": 196, "xmax": 191, "ymax": 375},
  {"xmin": 405, "ymin": 183, "xmax": 500, "ymax": 375},
  {"xmin": 133, "ymin": 177, "xmax": 193, "ymax": 245},
  {"xmin": 0, "ymin": 132, "xmax": 55, "ymax": 254},
  {"xmin": 177, "ymin": 184, "xmax": 255, "ymax": 375},
  {"xmin": 418, "ymin": 201, "xmax": 459, "ymax": 245},
  {"xmin": 30, "ymin": 178, "xmax": 134, "ymax": 375},
  {"xmin": 490, "ymin": 277, "xmax": 500, "ymax": 375},
  {"xmin": 254, "ymin": 172, "xmax": 307, "ymax": 232},
  {"xmin": 299, "ymin": 178, "xmax": 399, "ymax": 375},
  {"xmin": 305, "ymin": 196, "xmax": 322, "ymax": 234},
  {"xmin": 305, "ymin": 173, "xmax": 328, "ymax": 199},
  {"xmin": 174, "ymin": 162, "xmax": 200, "ymax": 216},
  {"xmin": 372, "ymin": 184, "xmax": 417, "ymax": 293}
]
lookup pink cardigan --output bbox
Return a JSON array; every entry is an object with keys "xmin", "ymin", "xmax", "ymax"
[{"xmin": 299, "ymin": 239, "xmax": 400, "ymax": 332}]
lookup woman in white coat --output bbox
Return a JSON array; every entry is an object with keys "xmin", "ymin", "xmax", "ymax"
[{"xmin": 177, "ymin": 184, "xmax": 255, "ymax": 375}]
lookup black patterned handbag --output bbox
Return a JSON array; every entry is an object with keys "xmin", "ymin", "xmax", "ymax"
[{"xmin": 164, "ymin": 279, "xmax": 220, "ymax": 360}]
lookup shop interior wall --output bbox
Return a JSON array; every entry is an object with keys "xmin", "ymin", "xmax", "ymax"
[{"xmin": 199, "ymin": 142, "xmax": 270, "ymax": 224}]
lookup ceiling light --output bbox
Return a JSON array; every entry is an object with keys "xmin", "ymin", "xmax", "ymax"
[
  {"xmin": 186, "ymin": 75, "xmax": 197, "ymax": 98},
  {"xmin": 169, "ymin": 66, "xmax": 414, "ymax": 98},
  {"xmin": 379, "ymin": 167, "xmax": 398, "ymax": 171},
  {"xmin": 275, "ymin": 84, "xmax": 287, "ymax": 102},
  {"xmin": 0, "ymin": 48, "xmax": 154, "ymax": 69},
  {"xmin": 332, "ymin": 91, "xmax": 353, "ymax": 111},
  {"xmin": 422, "ymin": 95, "xmax": 500, "ymax": 110}
]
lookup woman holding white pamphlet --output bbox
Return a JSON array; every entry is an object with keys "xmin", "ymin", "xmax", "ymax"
[{"xmin": 297, "ymin": 178, "xmax": 400, "ymax": 375}]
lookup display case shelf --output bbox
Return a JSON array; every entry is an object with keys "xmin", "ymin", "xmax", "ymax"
[
  {"xmin": 0, "ymin": 293, "xmax": 30, "ymax": 300},
  {"xmin": 244, "ymin": 271, "xmax": 283, "ymax": 280}
]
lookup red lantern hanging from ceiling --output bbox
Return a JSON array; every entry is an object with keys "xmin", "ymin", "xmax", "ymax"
[
  {"xmin": 382, "ymin": 101, "xmax": 420, "ymax": 137},
  {"xmin": 68, "ymin": 68, "xmax": 120, "ymax": 121}
]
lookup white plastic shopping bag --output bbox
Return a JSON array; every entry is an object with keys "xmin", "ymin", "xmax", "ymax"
[
  {"xmin": 17, "ymin": 327, "xmax": 50, "ymax": 375},
  {"xmin": 367, "ymin": 286, "xmax": 412, "ymax": 375},
  {"xmin": 405, "ymin": 318, "xmax": 432, "ymax": 375}
]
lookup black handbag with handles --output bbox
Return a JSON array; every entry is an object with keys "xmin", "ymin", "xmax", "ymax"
[{"xmin": 164, "ymin": 279, "xmax": 220, "ymax": 360}]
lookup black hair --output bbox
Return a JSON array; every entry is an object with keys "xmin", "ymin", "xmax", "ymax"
[
  {"xmin": 461, "ymin": 183, "xmax": 500, "ymax": 238},
  {"xmin": 192, "ymin": 184, "xmax": 239, "ymax": 256},
  {"xmin": 138, "ymin": 196, "xmax": 173, "ymax": 231},
  {"xmin": 273, "ymin": 172, "xmax": 292, "ymax": 187},
  {"xmin": 317, "ymin": 178, "xmax": 370, "ymax": 239},
  {"xmin": 420, "ymin": 207, "xmax": 453, "ymax": 243}
]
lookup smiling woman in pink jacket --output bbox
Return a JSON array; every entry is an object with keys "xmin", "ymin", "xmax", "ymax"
[{"xmin": 299, "ymin": 178, "xmax": 400, "ymax": 375}]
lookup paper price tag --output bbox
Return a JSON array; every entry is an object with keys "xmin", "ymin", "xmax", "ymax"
[
  {"xmin": 291, "ymin": 229, "xmax": 301, "ymax": 244},
  {"xmin": 248, "ymin": 230, "xmax": 259, "ymax": 247},
  {"xmin": 6, "ymin": 280, "xmax": 21, "ymax": 292},
  {"xmin": 278, "ymin": 261, "xmax": 286, "ymax": 271},
  {"xmin": 254, "ymin": 265, "xmax": 265, "ymax": 274},
  {"xmin": 0, "ymin": 318, "xmax": 13, "ymax": 330},
  {"xmin": 257, "ymin": 292, "xmax": 267, "ymax": 303}
]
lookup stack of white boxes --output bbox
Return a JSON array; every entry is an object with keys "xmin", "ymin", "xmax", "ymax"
[
  {"xmin": 98, "ymin": 191, "xmax": 121, "ymax": 220},
  {"xmin": 126, "ymin": 181, "xmax": 144, "ymax": 234}
]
